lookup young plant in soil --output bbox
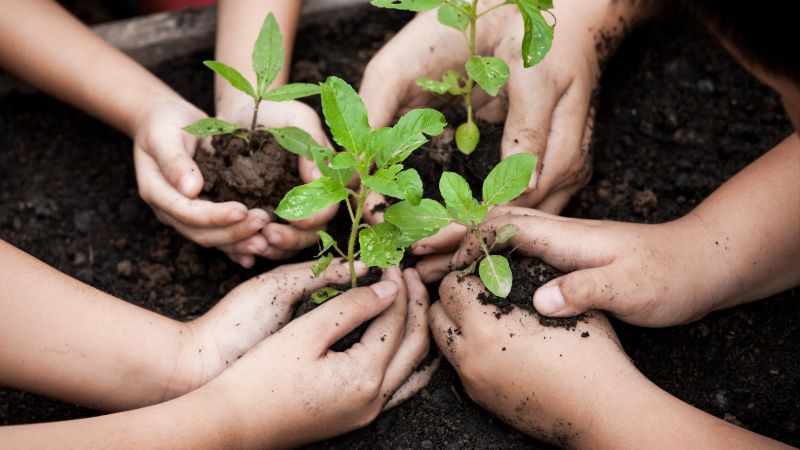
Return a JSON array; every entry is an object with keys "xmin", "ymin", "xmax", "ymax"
[
  {"xmin": 274, "ymin": 76, "xmax": 447, "ymax": 303},
  {"xmin": 371, "ymin": 0, "xmax": 555, "ymax": 154},
  {"xmin": 385, "ymin": 152, "xmax": 537, "ymax": 298}
]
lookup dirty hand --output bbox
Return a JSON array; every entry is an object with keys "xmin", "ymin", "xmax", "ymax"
[
  {"xmin": 133, "ymin": 98, "xmax": 270, "ymax": 268},
  {"xmin": 217, "ymin": 99, "xmax": 338, "ymax": 262},
  {"xmin": 203, "ymin": 267, "xmax": 433, "ymax": 448},
  {"xmin": 360, "ymin": 0, "xmax": 617, "ymax": 237},
  {"xmin": 426, "ymin": 206, "xmax": 731, "ymax": 327}
]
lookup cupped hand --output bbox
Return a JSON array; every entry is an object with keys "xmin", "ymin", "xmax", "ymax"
[
  {"xmin": 428, "ymin": 272, "xmax": 641, "ymax": 448},
  {"xmin": 133, "ymin": 98, "xmax": 270, "ymax": 268},
  {"xmin": 426, "ymin": 206, "xmax": 732, "ymax": 327},
  {"xmin": 218, "ymin": 99, "xmax": 338, "ymax": 261},
  {"xmin": 204, "ymin": 267, "xmax": 433, "ymax": 448},
  {"xmin": 361, "ymin": 0, "xmax": 609, "ymax": 249}
]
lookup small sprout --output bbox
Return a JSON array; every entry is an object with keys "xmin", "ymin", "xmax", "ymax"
[
  {"xmin": 371, "ymin": 0, "xmax": 555, "ymax": 155},
  {"xmin": 494, "ymin": 223, "xmax": 519, "ymax": 245},
  {"xmin": 311, "ymin": 287, "xmax": 342, "ymax": 304}
]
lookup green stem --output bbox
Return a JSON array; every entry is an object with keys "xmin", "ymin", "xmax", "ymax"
[
  {"xmin": 250, "ymin": 98, "xmax": 261, "ymax": 130},
  {"xmin": 347, "ymin": 186, "xmax": 369, "ymax": 288},
  {"xmin": 473, "ymin": 226, "xmax": 493, "ymax": 261},
  {"xmin": 476, "ymin": 1, "xmax": 508, "ymax": 19},
  {"xmin": 464, "ymin": 0, "xmax": 479, "ymax": 126}
]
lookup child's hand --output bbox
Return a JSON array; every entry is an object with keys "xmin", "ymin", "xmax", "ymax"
[
  {"xmin": 204, "ymin": 267, "xmax": 433, "ymax": 448},
  {"xmin": 133, "ymin": 98, "xmax": 271, "ymax": 268},
  {"xmin": 217, "ymin": 99, "xmax": 338, "ymax": 261},
  {"xmin": 424, "ymin": 206, "xmax": 731, "ymax": 327}
]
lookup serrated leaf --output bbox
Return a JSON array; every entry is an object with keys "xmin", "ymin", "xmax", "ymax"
[
  {"xmin": 416, "ymin": 70, "xmax": 465, "ymax": 95},
  {"xmin": 370, "ymin": 0, "xmax": 444, "ymax": 11},
  {"xmin": 275, "ymin": 177, "xmax": 349, "ymax": 220},
  {"xmin": 482, "ymin": 153, "xmax": 537, "ymax": 205},
  {"xmin": 536, "ymin": 0, "xmax": 554, "ymax": 9},
  {"xmin": 375, "ymin": 108, "xmax": 446, "ymax": 166},
  {"xmin": 317, "ymin": 231, "xmax": 336, "ymax": 256},
  {"xmin": 479, "ymin": 255, "xmax": 512, "ymax": 297},
  {"xmin": 362, "ymin": 167, "xmax": 422, "ymax": 204},
  {"xmin": 183, "ymin": 118, "xmax": 241, "ymax": 137},
  {"xmin": 438, "ymin": 2, "xmax": 468, "ymax": 31},
  {"xmin": 252, "ymin": 12, "xmax": 284, "ymax": 98},
  {"xmin": 359, "ymin": 223, "xmax": 404, "ymax": 268},
  {"xmin": 263, "ymin": 83, "xmax": 321, "ymax": 102},
  {"xmin": 465, "ymin": 56, "xmax": 509, "ymax": 97},
  {"xmin": 331, "ymin": 152, "xmax": 358, "ymax": 169},
  {"xmin": 320, "ymin": 76, "xmax": 372, "ymax": 154},
  {"xmin": 311, "ymin": 286, "xmax": 341, "ymax": 304},
  {"xmin": 495, "ymin": 223, "xmax": 519, "ymax": 244},
  {"xmin": 204, "ymin": 61, "xmax": 254, "ymax": 98},
  {"xmin": 312, "ymin": 254, "xmax": 334, "ymax": 277},
  {"xmin": 439, "ymin": 172, "xmax": 487, "ymax": 225},
  {"xmin": 385, "ymin": 199, "xmax": 451, "ymax": 246},
  {"xmin": 397, "ymin": 169, "xmax": 423, "ymax": 205},
  {"xmin": 267, "ymin": 126, "xmax": 319, "ymax": 159},
  {"xmin": 310, "ymin": 146, "xmax": 355, "ymax": 186},
  {"xmin": 514, "ymin": 0, "xmax": 554, "ymax": 67}
]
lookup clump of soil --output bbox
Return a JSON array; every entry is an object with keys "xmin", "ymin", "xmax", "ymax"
[
  {"xmin": 475, "ymin": 257, "xmax": 589, "ymax": 330},
  {"xmin": 194, "ymin": 129, "xmax": 300, "ymax": 210},
  {"xmin": 293, "ymin": 266, "xmax": 383, "ymax": 351}
]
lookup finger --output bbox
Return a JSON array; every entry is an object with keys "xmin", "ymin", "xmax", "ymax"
[
  {"xmin": 428, "ymin": 302, "xmax": 461, "ymax": 364},
  {"xmin": 410, "ymin": 222, "xmax": 467, "ymax": 255},
  {"xmin": 218, "ymin": 234, "xmax": 269, "ymax": 257},
  {"xmin": 415, "ymin": 253, "xmax": 454, "ymax": 283},
  {"xmin": 261, "ymin": 246, "xmax": 299, "ymax": 261},
  {"xmin": 157, "ymin": 209, "xmax": 268, "ymax": 248},
  {"xmin": 227, "ymin": 253, "xmax": 255, "ymax": 269},
  {"xmin": 533, "ymin": 267, "xmax": 618, "ymax": 319},
  {"xmin": 380, "ymin": 269, "xmax": 431, "ymax": 401},
  {"xmin": 350, "ymin": 267, "xmax": 408, "ymax": 372},
  {"xmin": 263, "ymin": 223, "xmax": 320, "ymax": 251},
  {"xmin": 302, "ymin": 280, "xmax": 399, "ymax": 355},
  {"xmin": 534, "ymin": 188, "xmax": 575, "ymax": 215},
  {"xmin": 136, "ymin": 149, "xmax": 250, "ymax": 227},
  {"xmin": 139, "ymin": 125, "xmax": 204, "ymax": 198},
  {"xmin": 383, "ymin": 357, "xmax": 440, "ymax": 411},
  {"xmin": 363, "ymin": 192, "xmax": 389, "ymax": 225}
]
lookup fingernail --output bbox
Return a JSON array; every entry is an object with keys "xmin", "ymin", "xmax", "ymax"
[
  {"xmin": 179, "ymin": 174, "xmax": 199, "ymax": 196},
  {"xmin": 411, "ymin": 244, "xmax": 431, "ymax": 255},
  {"xmin": 249, "ymin": 219, "xmax": 266, "ymax": 231},
  {"xmin": 534, "ymin": 284, "xmax": 565, "ymax": 315},
  {"xmin": 370, "ymin": 280, "xmax": 398, "ymax": 299},
  {"xmin": 353, "ymin": 261, "xmax": 368, "ymax": 273},
  {"xmin": 228, "ymin": 208, "xmax": 247, "ymax": 222},
  {"xmin": 268, "ymin": 232, "xmax": 283, "ymax": 246}
]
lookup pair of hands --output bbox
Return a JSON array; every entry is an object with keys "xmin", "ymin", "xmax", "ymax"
[{"xmin": 180, "ymin": 261, "xmax": 434, "ymax": 446}]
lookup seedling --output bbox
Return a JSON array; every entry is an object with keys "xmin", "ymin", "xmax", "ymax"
[
  {"xmin": 385, "ymin": 153, "xmax": 537, "ymax": 297},
  {"xmin": 274, "ymin": 76, "xmax": 447, "ymax": 301},
  {"xmin": 182, "ymin": 13, "xmax": 321, "ymax": 141},
  {"xmin": 371, "ymin": 0, "xmax": 555, "ymax": 154}
]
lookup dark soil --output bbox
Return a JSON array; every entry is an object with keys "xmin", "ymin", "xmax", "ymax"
[
  {"xmin": 0, "ymin": 5, "xmax": 797, "ymax": 449},
  {"xmin": 194, "ymin": 130, "xmax": 299, "ymax": 211}
]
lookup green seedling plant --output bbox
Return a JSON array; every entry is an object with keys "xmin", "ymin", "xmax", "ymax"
[
  {"xmin": 273, "ymin": 76, "xmax": 447, "ymax": 303},
  {"xmin": 384, "ymin": 153, "xmax": 537, "ymax": 298},
  {"xmin": 182, "ymin": 12, "xmax": 321, "ymax": 143},
  {"xmin": 371, "ymin": 0, "xmax": 555, "ymax": 155}
]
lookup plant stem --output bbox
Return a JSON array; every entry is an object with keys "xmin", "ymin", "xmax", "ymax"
[
  {"xmin": 476, "ymin": 1, "xmax": 508, "ymax": 19},
  {"xmin": 474, "ymin": 226, "xmax": 493, "ymax": 261},
  {"xmin": 250, "ymin": 99, "xmax": 261, "ymax": 130},
  {"xmin": 346, "ymin": 186, "xmax": 369, "ymax": 288},
  {"xmin": 464, "ymin": 0, "xmax": 479, "ymax": 126}
]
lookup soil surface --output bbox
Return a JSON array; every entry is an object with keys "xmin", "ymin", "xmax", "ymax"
[
  {"xmin": 195, "ymin": 130, "xmax": 299, "ymax": 211},
  {"xmin": 0, "ymin": 5, "xmax": 798, "ymax": 449}
]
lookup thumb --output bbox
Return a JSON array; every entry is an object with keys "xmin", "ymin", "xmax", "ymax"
[
  {"xmin": 307, "ymin": 280, "xmax": 399, "ymax": 354},
  {"xmin": 533, "ymin": 267, "xmax": 614, "ymax": 318},
  {"xmin": 144, "ymin": 127, "xmax": 203, "ymax": 198}
]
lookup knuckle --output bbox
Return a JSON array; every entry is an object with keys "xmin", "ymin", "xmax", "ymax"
[{"xmin": 562, "ymin": 273, "xmax": 597, "ymax": 307}]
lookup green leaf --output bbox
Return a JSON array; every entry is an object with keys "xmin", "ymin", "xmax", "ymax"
[
  {"xmin": 482, "ymin": 153, "xmax": 537, "ymax": 205},
  {"xmin": 310, "ymin": 146, "xmax": 355, "ymax": 186},
  {"xmin": 397, "ymin": 169, "xmax": 423, "ymax": 205},
  {"xmin": 385, "ymin": 199, "xmax": 451, "ymax": 246},
  {"xmin": 311, "ymin": 286, "xmax": 341, "ymax": 304},
  {"xmin": 317, "ymin": 231, "xmax": 336, "ymax": 256},
  {"xmin": 252, "ymin": 12, "xmax": 284, "ymax": 98},
  {"xmin": 438, "ymin": 2, "xmax": 468, "ymax": 31},
  {"xmin": 312, "ymin": 254, "xmax": 334, "ymax": 277},
  {"xmin": 320, "ymin": 76, "xmax": 372, "ymax": 154},
  {"xmin": 416, "ymin": 70, "xmax": 465, "ymax": 95},
  {"xmin": 183, "ymin": 118, "xmax": 241, "ymax": 137},
  {"xmin": 362, "ymin": 167, "xmax": 422, "ymax": 204},
  {"xmin": 375, "ymin": 108, "xmax": 446, "ymax": 166},
  {"xmin": 465, "ymin": 56, "xmax": 509, "ymax": 97},
  {"xmin": 370, "ymin": 0, "xmax": 444, "ymax": 11},
  {"xmin": 262, "ymin": 83, "xmax": 321, "ymax": 102},
  {"xmin": 455, "ymin": 121, "xmax": 480, "ymax": 154},
  {"xmin": 203, "ymin": 61, "xmax": 254, "ymax": 98},
  {"xmin": 514, "ymin": 0, "xmax": 554, "ymax": 68},
  {"xmin": 359, "ymin": 223, "xmax": 404, "ymax": 268},
  {"xmin": 275, "ymin": 177, "xmax": 348, "ymax": 220},
  {"xmin": 479, "ymin": 255, "xmax": 513, "ymax": 297},
  {"xmin": 332, "ymin": 152, "xmax": 358, "ymax": 169},
  {"xmin": 267, "ymin": 127, "xmax": 319, "ymax": 159},
  {"xmin": 439, "ymin": 172, "xmax": 487, "ymax": 225},
  {"xmin": 495, "ymin": 223, "xmax": 519, "ymax": 244}
]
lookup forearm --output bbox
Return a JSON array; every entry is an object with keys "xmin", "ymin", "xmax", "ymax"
[
  {"xmin": 681, "ymin": 134, "xmax": 800, "ymax": 309},
  {"xmin": 0, "ymin": 241, "xmax": 204, "ymax": 411},
  {"xmin": 0, "ymin": 0, "xmax": 184, "ymax": 137},
  {"xmin": 215, "ymin": 0, "xmax": 302, "ymax": 116}
]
